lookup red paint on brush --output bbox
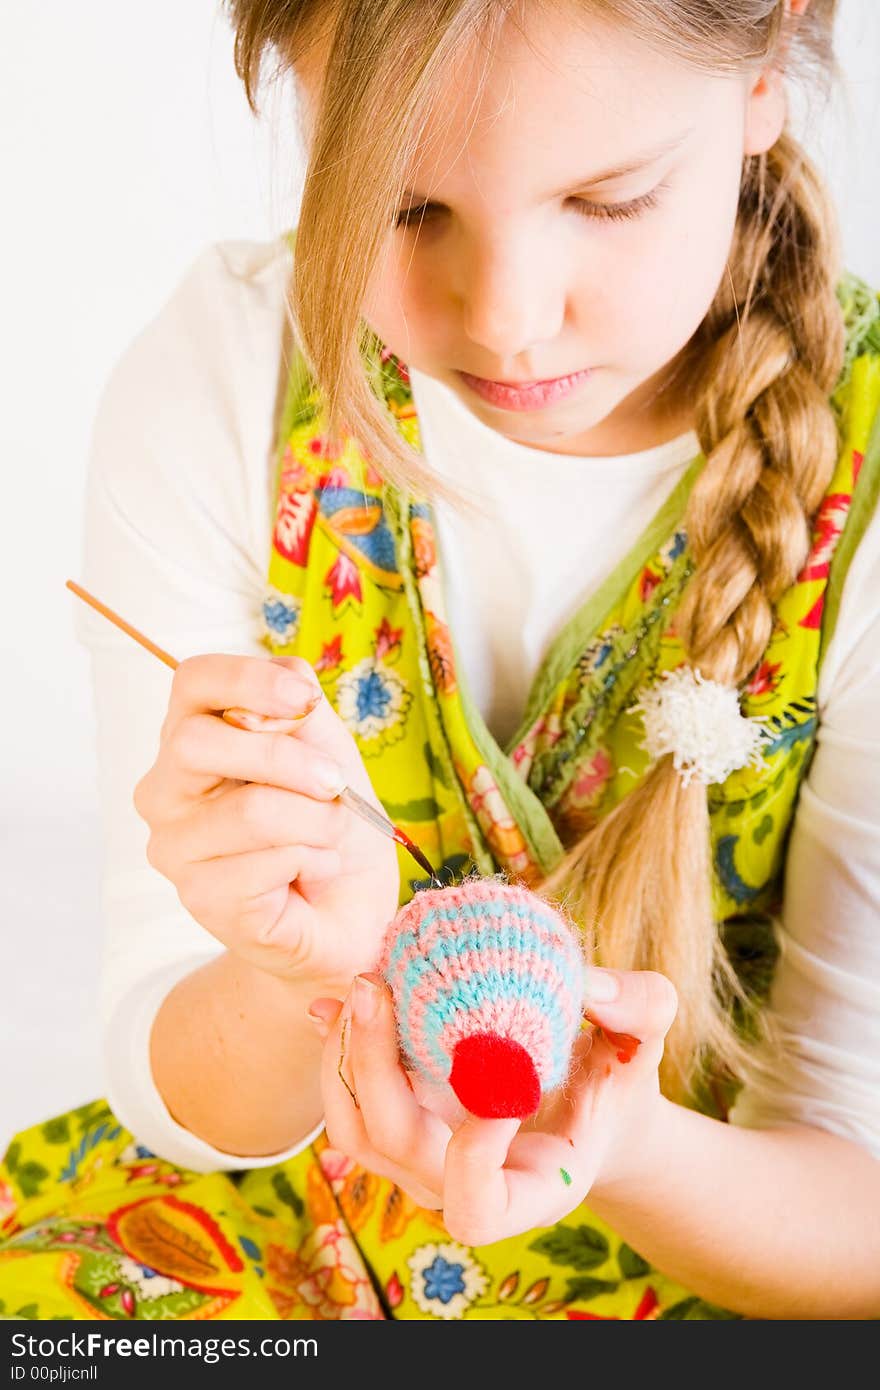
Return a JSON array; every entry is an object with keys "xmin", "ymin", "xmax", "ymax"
[{"xmin": 392, "ymin": 827, "xmax": 437, "ymax": 880}]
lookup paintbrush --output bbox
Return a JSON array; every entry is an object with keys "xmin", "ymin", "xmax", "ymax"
[{"xmin": 65, "ymin": 579, "xmax": 437, "ymax": 880}]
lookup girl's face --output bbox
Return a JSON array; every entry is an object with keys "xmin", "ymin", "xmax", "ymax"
[{"xmin": 297, "ymin": 5, "xmax": 787, "ymax": 457}]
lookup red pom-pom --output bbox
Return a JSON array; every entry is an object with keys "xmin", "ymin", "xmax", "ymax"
[{"xmin": 449, "ymin": 1033, "xmax": 541, "ymax": 1118}]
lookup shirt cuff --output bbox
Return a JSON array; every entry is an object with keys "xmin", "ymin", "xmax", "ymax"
[{"xmin": 102, "ymin": 955, "xmax": 325, "ymax": 1172}]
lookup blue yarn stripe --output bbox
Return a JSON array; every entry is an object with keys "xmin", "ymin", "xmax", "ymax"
[
  {"xmin": 396, "ymin": 960, "xmax": 580, "ymax": 1088},
  {"xmin": 386, "ymin": 898, "xmax": 583, "ymax": 1090},
  {"xmin": 391, "ymin": 925, "xmax": 581, "ymax": 1059},
  {"xmin": 386, "ymin": 898, "xmax": 570, "ymax": 973}
]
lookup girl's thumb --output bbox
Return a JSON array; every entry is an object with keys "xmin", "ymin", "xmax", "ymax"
[{"xmin": 581, "ymin": 966, "xmax": 678, "ymax": 1045}]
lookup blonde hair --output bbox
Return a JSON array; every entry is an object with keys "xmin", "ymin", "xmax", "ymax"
[{"xmin": 225, "ymin": 0, "xmax": 846, "ymax": 1103}]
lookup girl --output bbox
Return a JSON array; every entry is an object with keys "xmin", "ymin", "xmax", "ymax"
[{"xmin": 2, "ymin": 0, "xmax": 879, "ymax": 1321}]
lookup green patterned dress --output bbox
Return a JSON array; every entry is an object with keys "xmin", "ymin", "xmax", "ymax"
[{"xmin": 1, "ymin": 250, "xmax": 878, "ymax": 1321}]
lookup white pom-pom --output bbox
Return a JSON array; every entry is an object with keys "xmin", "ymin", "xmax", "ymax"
[{"xmin": 628, "ymin": 666, "xmax": 773, "ymax": 788}]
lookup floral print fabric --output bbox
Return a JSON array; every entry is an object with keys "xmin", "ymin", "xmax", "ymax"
[{"xmin": 2, "ymin": 259, "xmax": 879, "ymax": 1320}]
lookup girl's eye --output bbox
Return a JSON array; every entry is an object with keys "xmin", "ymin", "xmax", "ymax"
[
  {"xmin": 393, "ymin": 204, "xmax": 440, "ymax": 229},
  {"xmin": 393, "ymin": 188, "xmax": 662, "ymax": 230},
  {"xmin": 571, "ymin": 189, "xmax": 662, "ymax": 222}
]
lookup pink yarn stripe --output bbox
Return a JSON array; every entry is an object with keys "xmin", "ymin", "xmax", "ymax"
[
  {"xmin": 382, "ymin": 908, "xmax": 571, "ymax": 981},
  {"xmin": 437, "ymin": 998, "xmax": 556, "ymax": 1085},
  {"xmin": 404, "ymin": 946, "xmax": 580, "ymax": 1036}
]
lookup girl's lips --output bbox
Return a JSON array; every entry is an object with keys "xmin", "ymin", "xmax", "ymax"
[{"xmin": 457, "ymin": 366, "xmax": 594, "ymax": 412}]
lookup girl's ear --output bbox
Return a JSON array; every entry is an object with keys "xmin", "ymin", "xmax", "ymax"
[
  {"xmin": 743, "ymin": 65, "xmax": 788, "ymax": 159},
  {"xmin": 745, "ymin": 0, "xmax": 812, "ymax": 157}
]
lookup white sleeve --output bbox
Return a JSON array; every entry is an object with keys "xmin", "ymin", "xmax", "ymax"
[
  {"xmin": 729, "ymin": 491, "xmax": 880, "ymax": 1158},
  {"xmin": 79, "ymin": 235, "xmax": 323, "ymax": 1171}
]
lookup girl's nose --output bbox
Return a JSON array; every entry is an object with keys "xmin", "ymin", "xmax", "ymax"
[{"xmin": 458, "ymin": 232, "xmax": 565, "ymax": 362}]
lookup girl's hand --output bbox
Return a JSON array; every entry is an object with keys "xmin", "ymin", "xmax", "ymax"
[
  {"xmin": 133, "ymin": 654, "xmax": 400, "ymax": 995},
  {"xmin": 309, "ymin": 966, "xmax": 677, "ymax": 1244}
]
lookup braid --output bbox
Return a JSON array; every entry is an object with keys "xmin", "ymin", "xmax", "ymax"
[
  {"xmin": 677, "ymin": 131, "xmax": 845, "ymax": 684},
  {"xmin": 539, "ymin": 130, "xmax": 846, "ymax": 1101}
]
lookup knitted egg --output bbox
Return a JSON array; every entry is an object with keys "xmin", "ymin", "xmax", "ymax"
[{"xmin": 379, "ymin": 877, "xmax": 585, "ymax": 1120}]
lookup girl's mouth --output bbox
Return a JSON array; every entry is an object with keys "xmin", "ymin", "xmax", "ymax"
[{"xmin": 457, "ymin": 366, "xmax": 594, "ymax": 412}]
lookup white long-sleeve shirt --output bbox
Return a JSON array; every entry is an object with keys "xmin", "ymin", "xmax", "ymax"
[{"xmin": 77, "ymin": 235, "xmax": 880, "ymax": 1171}]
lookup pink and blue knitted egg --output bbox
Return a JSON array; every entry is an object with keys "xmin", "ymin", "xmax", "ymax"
[{"xmin": 379, "ymin": 878, "xmax": 585, "ymax": 1119}]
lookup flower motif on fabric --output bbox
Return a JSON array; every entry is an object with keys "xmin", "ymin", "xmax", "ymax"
[
  {"xmin": 380, "ymin": 344, "xmax": 411, "ymax": 389},
  {"xmin": 9, "ymin": 1202, "xmax": 243, "ymax": 1319},
  {"xmin": 798, "ymin": 594, "xmax": 825, "ymax": 630},
  {"xmin": 510, "ymin": 711, "xmax": 563, "ymax": 782},
  {"xmin": 122, "ymin": 1157, "xmax": 184, "ymax": 1189},
  {"xmin": 797, "ymin": 492, "xmax": 851, "ymax": 583},
  {"xmin": 0, "ymin": 1177, "xmax": 16, "ymax": 1228},
  {"xmin": 411, "ymin": 515, "xmax": 437, "ymax": 579},
  {"xmin": 114, "ymin": 1255, "xmax": 184, "ymax": 1302},
  {"xmin": 265, "ymin": 1223, "xmax": 383, "ymax": 1321},
  {"xmin": 385, "ymin": 1271, "xmax": 405, "ymax": 1309},
  {"xmin": 658, "ymin": 529, "xmax": 688, "ymax": 570},
  {"xmin": 273, "ymin": 453, "xmax": 318, "ymax": 566},
  {"xmin": 466, "ymin": 764, "xmax": 533, "ymax": 876},
  {"xmin": 316, "ymin": 1146, "xmax": 354, "ymax": 1185},
  {"xmin": 106, "ymin": 1195, "xmax": 243, "ymax": 1282},
  {"xmin": 325, "ymin": 552, "xmax": 363, "ymax": 612},
  {"xmin": 375, "ymin": 616, "xmax": 404, "ymax": 663},
  {"xmin": 576, "ymin": 626, "xmax": 624, "ymax": 681},
  {"xmin": 379, "ymin": 1183, "xmax": 446, "ymax": 1242},
  {"xmin": 852, "ymin": 448, "xmax": 864, "ymax": 484},
  {"xmin": 566, "ymin": 1287, "xmax": 661, "ymax": 1320},
  {"xmin": 565, "ymin": 745, "xmax": 614, "ymax": 809},
  {"xmin": 118, "ymin": 1142, "xmax": 156, "ymax": 1163},
  {"xmin": 298, "ymin": 1161, "xmax": 341, "ymax": 1229},
  {"xmin": 318, "ymin": 1153, "xmax": 381, "ymax": 1234},
  {"xmin": 407, "ymin": 1242, "xmax": 488, "ymax": 1320},
  {"xmin": 638, "ymin": 564, "xmax": 663, "ymax": 603},
  {"xmin": 262, "ymin": 587, "xmax": 301, "ymax": 646},
  {"xmin": 743, "ymin": 658, "xmax": 783, "ymax": 700},
  {"xmin": 308, "ymin": 436, "xmax": 346, "ymax": 465},
  {"xmin": 335, "ymin": 657, "xmax": 412, "ymax": 754},
  {"xmin": 315, "ymin": 634, "xmax": 345, "ymax": 673},
  {"xmin": 317, "ymin": 487, "xmax": 400, "ymax": 586},
  {"xmin": 426, "ymin": 615, "xmax": 457, "ymax": 695}
]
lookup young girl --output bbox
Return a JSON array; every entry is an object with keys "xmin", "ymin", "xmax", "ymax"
[{"xmin": 2, "ymin": 0, "xmax": 879, "ymax": 1321}]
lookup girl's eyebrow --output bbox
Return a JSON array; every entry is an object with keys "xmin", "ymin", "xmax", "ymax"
[{"xmin": 400, "ymin": 127, "xmax": 693, "ymax": 205}]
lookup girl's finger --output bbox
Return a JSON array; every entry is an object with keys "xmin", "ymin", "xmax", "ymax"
[
  {"xmin": 155, "ymin": 713, "xmax": 346, "ymax": 809},
  {"xmin": 307, "ymin": 996, "xmax": 344, "ymax": 1037},
  {"xmin": 166, "ymin": 653, "xmax": 321, "ymax": 730},
  {"xmin": 444, "ymin": 1116, "xmax": 604, "ymax": 1247},
  {"xmin": 174, "ymin": 843, "xmax": 341, "ymax": 953},
  {"xmin": 148, "ymin": 780, "xmax": 345, "ymax": 869},
  {"xmin": 319, "ymin": 988, "xmax": 446, "ymax": 1210},
  {"xmin": 581, "ymin": 967, "xmax": 678, "ymax": 1055},
  {"xmin": 347, "ymin": 974, "xmax": 449, "ymax": 1192}
]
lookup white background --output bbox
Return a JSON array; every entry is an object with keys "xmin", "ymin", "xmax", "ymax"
[{"xmin": 2, "ymin": 2, "xmax": 879, "ymax": 1154}]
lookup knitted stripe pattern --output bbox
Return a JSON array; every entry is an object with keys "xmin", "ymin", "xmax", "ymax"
[{"xmin": 380, "ymin": 878, "xmax": 584, "ymax": 1109}]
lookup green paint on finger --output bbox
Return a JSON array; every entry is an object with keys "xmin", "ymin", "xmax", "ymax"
[{"xmin": 560, "ymin": 1167, "xmax": 572, "ymax": 1186}]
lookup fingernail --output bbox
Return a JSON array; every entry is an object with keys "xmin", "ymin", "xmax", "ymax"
[
  {"xmin": 353, "ymin": 974, "xmax": 380, "ymax": 1025},
  {"xmin": 583, "ymin": 968, "xmax": 620, "ymax": 1003},
  {"xmin": 306, "ymin": 1010, "xmax": 330, "ymax": 1038},
  {"xmin": 314, "ymin": 758, "xmax": 347, "ymax": 798}
]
